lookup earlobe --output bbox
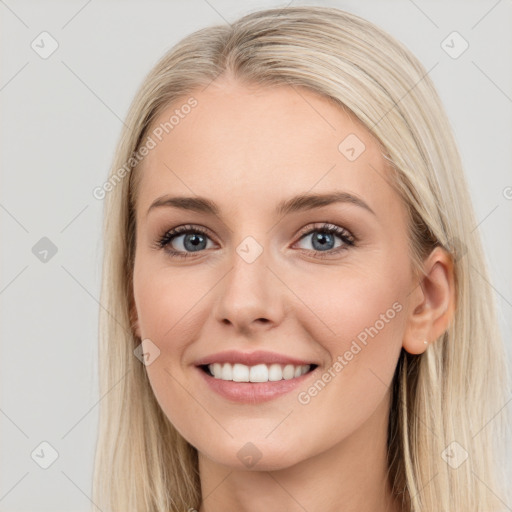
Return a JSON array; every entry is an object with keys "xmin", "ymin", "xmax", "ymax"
[{"xmin": 402, "ymin": 246, "xmax": 456, "ymax": 355}]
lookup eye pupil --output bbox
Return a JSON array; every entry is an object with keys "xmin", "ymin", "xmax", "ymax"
[
  {"xmin": 312, "ymin": 232, "xmax": 334, "ymax": 250},
  {"xmin": 184, "ymin": 233, "xmax": 206, "ymax": 251}
]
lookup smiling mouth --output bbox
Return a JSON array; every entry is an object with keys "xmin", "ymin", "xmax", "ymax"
[{"xmin": 199, "ymin": 362, "xmax": 318, "ymax": 383}]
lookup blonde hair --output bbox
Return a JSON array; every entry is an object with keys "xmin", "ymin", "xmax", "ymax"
[{"xmin": 92, "ymin": 6, "xmax": 511, "ymax": 511}]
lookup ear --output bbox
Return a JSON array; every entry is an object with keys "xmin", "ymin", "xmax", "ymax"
[{"xmin": 403, "ymin": 246, "xmax": 456, "ymax": 355}]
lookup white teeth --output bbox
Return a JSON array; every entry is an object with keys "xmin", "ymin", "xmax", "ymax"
[
  {"xmin": 207, "ymin": 362, "xmax": 312, "ymax": 382},
  {"xmin": 283, "ymin": 364, "xmax": 295, "ymax": 380},
  {"xmin": 232, "ymin": 363, "xmax": 249, "ymax": 382},
  {"xmin": 268, "ymin": 363, "xmax": 283, "ymax": 381},
  {"xmin": 249, "ymin": 364, "xmax": 268, "ymax": 382},
  {"xmin": 221, "ymin": 363, "xmax": 232, "ymax": 380}
]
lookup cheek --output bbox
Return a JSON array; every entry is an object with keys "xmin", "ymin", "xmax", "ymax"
[
  {"xmin": 132, "ymin": 261, "xmax": 215, "ymax": 435},
  {"xmin": 293, "ymin": 261, "xmax": 407, "ymax": 347},
  {"xmin": 291, "ymin": 263, "xmax": 407, "ymax": 406},
  {"xmin": 133, "ymin": 258, "xmax": 213, "ymax": 343}
]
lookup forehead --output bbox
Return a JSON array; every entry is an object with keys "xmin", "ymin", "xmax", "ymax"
[{"xmin": 135, "ymin": 79, "xmax": 399, "ymax": 219}]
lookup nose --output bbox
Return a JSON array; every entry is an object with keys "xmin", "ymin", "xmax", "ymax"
[{"xmin": 213, "ymin": 243, "xmax": 285, "ymax": 335}]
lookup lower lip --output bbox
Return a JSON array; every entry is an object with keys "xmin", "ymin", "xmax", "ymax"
[{"xmin": 195, "ymin": 366, "xmax": 317, "ymax": 404}]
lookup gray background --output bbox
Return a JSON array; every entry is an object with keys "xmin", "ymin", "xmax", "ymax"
[{"xmin": 1, "ymin": 0, "xmax": 511, "ymax": 510}]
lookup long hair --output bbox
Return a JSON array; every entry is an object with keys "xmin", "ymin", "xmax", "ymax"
[{"xmin": 92, "ymin": 6, "xmax": 511, "ymax": 511}]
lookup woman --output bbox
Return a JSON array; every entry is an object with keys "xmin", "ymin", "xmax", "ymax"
[{"xmin": 92, "ymin": 6, "xmax": 511, "ymax": 511}]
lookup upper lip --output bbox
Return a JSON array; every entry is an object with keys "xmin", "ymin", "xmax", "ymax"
[{"xmin": 193, "ymin": 350, "xmax": 317, "ymax": 367}]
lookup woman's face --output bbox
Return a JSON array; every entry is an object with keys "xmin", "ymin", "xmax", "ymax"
[{"xmin": 131, "ymin": 78, "xmax": 419, "ymax": 470}]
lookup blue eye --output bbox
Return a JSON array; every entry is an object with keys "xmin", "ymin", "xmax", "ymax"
[
  {"xmin": 155, "ymin": 222, "xmax": 355, "ymax": 260},
  {"xmin": 295, "ymin": 223, "xmax": 355, "ymax": 257},
  {"xmin": 157, "ymin": 225, "xmax": 214, "ymax": 259}
]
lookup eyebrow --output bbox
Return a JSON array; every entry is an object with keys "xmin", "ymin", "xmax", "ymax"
[{"xmin": 146, "ymin": 191, "xmax": 376, "ymax": 218}]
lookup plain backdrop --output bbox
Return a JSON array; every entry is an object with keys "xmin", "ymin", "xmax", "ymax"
[{"xmin": 1, "ymin": 1, "xmax": 511, "ymax": 510}]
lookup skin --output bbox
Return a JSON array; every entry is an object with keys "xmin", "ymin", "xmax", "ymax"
[{"xmin": 131, "ymin": 76, "xmax": 456, "ymax": 512}]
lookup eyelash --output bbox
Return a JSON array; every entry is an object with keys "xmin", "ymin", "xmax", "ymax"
[{"xmin": 154, "ymin": 223, "xmax": 356, "ymax": 260}]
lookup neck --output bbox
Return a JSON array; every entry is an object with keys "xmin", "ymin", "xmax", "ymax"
[{"xmin": 197, "ymin": 392, "xmax": 403, "ymax": 512}]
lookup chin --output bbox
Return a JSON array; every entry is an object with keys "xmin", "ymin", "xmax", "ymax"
[{"xmin": 198, "ymin": 438, "xmax": 308, "ymax": 472}]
